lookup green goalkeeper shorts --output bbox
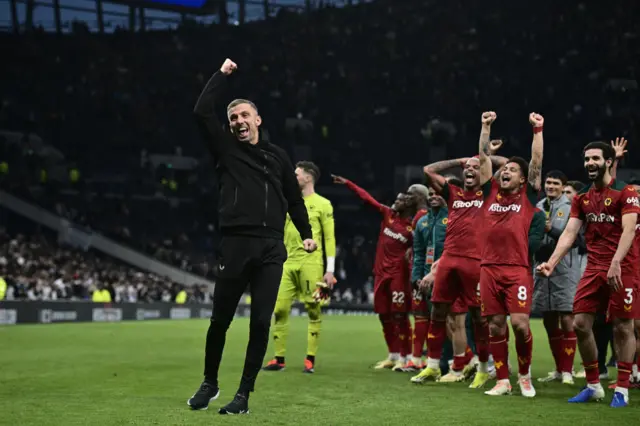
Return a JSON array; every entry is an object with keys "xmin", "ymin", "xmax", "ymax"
[{"xmin": 278, "ymin": 262, "xmax": 325, "ymax": 304}]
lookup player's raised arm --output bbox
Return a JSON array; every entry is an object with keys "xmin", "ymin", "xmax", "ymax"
[
  {"xmin": 422, "ymin": 167, "xmax": 446, "ymax": 193},
  {"xmin": 610, "ymin": 137, "xmax": 628, "ymax": 179},
  {"xmin": 320, "ymin": 201, "xmax": 337, "ymax": 285},
  {"xmin": 332, "ymin": 174, "xmax": 388, "ymax": 213},
  {"xmin": 478, "ymin": 111, "xmax": 497, "ymax": 185},
  {"xmin": 528, "ymin": 113, "xmax": 544, "ymax": 191},
  {"xmin": 488, "ymin": 140, "xmax": 508, "ymax": 180},
  {"xmin": 193, "ymin": 59, "xmax": 238, "ymax": 159}
]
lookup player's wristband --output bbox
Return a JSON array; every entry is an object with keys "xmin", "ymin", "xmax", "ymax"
[
  {"xmin": 533, "ymin": 126, "xmax": 543, "ymax": 134},
  {"xmin": 326, "ymin": 256, "xmax": 335, "ymax": 274}
]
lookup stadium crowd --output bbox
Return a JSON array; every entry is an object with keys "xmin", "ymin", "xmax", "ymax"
[{"xmin": 0, "ymin": 211, "xmax": 212, "ymax": 303}]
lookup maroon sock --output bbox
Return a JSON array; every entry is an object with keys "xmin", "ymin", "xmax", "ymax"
[
  {"xmin": 547, "ymin": 328, "xmax": 564, "ymax": 373},
  {"xmin": 515, "ymin": 327, "xmax": 533, "ymax": 376},
  {"xmin": 379, "ymin": 314, "xmax": 397, "ymax": 353},
  {"xmin": 427, "ymin": 319, "xmax": 447, "ymax": 360},
  {"xmin": 489, "ymin": 334, "xmax": 510, "ymax": 380},
  {"xmin": 474, "ymin": 321, "xmax": 490, "ymax": 363},
  {"xmin": 412, "ymin": 317, "xmax": 429, "ymax": 358},
  {"xmin": 584, "ymin": 361, "xmax": 600, "ymax": 384},
  {"xmin": 395, "ymin": 314, "xmax": 411, "ymax": 358},
  {"xmin": 617, "ymin": 361, "xmax": 633, "ymax": 389},
  {"xmin": 560, "ymin": 331, "xmax": 577, "ymax": 374}
]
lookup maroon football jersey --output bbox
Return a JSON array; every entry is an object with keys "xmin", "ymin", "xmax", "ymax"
[
  {"xmin": 440, "ymin": 182, "xmax": 484, "ymax": 260},
  {"xmin": 480, "ymin": 178, "xmax": 542, "ymax": 267},
  {"xmin": 344, "ymin": 180, "xmax": 413, "ymax": 277},
  {"xmin": 374, "ymin": 208, "xmax": 414, "ymax": 276},
  {"xmin": 570, "ymin": 179, "xmax": 640, "ymax": 271}
]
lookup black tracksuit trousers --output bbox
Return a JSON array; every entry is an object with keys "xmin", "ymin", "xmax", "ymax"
[{"xmin": 203, "ymin": 235, "xmax": 287, "ymax": 394}]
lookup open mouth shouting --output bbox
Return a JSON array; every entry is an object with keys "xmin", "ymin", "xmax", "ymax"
[
  {"xmin": 500, "ymin": 173, "xmax": 512, "ymax": 186},
  {"xmin": 236, "ymin": 125, "xmax": 250, "ymax": 139},
  {"xmin": 586, "ymin": 164, "xmax": 599, "ymax": 180},
  {"xmin": 464, "ymin": 170, "xmax": 476, "ymax": 186}
]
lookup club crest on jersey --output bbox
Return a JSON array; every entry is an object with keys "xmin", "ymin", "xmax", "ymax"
[
  {"xmin": 586, "ymin": 213, "xmax": 615, "ymax": 223},
  {"xmin": 388, "ymin": 218, "xmax": 394, "ymax": 224},
  {"xmin": 442, "ymin": 218, "xmax": 448, "ymax": 225},
  {"xmin": 583, "ymin": 199, "xmax": 589, "ymax": 205},
  {"xmin": 518, "ymin": 301, "xmax": 526, "ymax": 308},
  {"xmin": 406, "ymin": 226, "xmax": 413, "ymax": 232},
  {"xmin": 624, "ymin": 305, "xmax": 632, "ymax": 312},
  {"xmin": 457, "ymin": 191, "xmax": 464, "ymax": 196},
  {"xmin": 476, "ymin": 191, "xmax": 483, "ymax": 196},
  {"xmin": 604, "ymin": 198, "xmax": 612, "ymax": 206},
  {"xmin": 488, "ymin": 203, "xmax": 522, "ymax": 213},
  {"xmin": 557, "ymin": 211, "xmax": 564, "ymax": 217},
  {"xmin": 452, "ymin": 200, "xmax": 484, "ymax": 209},
  {"xmin": 496, "ymin": 193, "xmax": 502, "ymax": 200},
  {"xmin": 383, "ymin": 227, "xmax": 408, "ymax": 243}
]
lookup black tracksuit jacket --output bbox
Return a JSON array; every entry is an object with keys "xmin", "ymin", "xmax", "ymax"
[{"xmin": 194, "ymin": 71, "xmax": 312, "ymax": 241}]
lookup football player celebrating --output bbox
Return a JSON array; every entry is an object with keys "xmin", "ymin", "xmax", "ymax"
[{"xmin": 538, "ymin": 139, "xmax": 640, "ymax": 407}]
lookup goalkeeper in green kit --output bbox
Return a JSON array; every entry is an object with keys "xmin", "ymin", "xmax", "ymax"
[{"xmin": 263, "ymin": 161, "xmax": 336, "ymax": 374}]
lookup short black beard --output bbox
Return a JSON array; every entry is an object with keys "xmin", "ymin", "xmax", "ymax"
[{"xmin": 586, "ymin": 164, "xmax": 606, "ymax": 182}]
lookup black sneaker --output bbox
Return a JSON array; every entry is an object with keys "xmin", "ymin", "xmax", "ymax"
[
  {"xmin": 187, "ymin": 381, "xmax": 220, "ymax": 410},
  {"xmin": 218, "ymin": 392, "xmax": 249, "ymax": 415}
]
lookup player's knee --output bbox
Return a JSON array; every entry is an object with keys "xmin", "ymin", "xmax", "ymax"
[
  {"xmin": 612, "ymin": 319, "xmax": 634, "ymax": 338},
  {"xmin": 305, "ymin": 303, "xmax": 321, "ymax": 321},
  {"xmin": 511, "ymin": 320, "xmax": 529, "ymax": 337},
  {"xmin": 488, "ymin": 322, "xmax": 505, "ymax": 337},
  {"xmin": 559, "ymin": 314, "xmax": 574, "ymax": 332},
  {"xmin": 273, "ymin": 302, "xmax": 291, "ymax": 323},
  {"xmin": 573, "ymin": 316, "xmax": 591, "ymax": 335}
]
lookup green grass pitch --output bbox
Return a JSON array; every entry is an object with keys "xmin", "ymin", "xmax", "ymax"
[{"xmin": 1, "ymin": 316, "xmax": 637, "ymax": 425}]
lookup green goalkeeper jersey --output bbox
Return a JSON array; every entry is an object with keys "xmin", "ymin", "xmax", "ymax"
[{"xmin": 284, "ymin": 192, "xmax": 336, "ymax": 265}]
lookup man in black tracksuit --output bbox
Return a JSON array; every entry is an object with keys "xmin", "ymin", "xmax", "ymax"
[{"xmin": 187, "ymin": 58, "xmax": 316, "ymax": 414}]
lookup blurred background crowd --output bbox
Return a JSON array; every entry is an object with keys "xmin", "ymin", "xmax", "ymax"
[{"xmin": 0, "ymin": 0, "xmax": 637, "ymax": 304}]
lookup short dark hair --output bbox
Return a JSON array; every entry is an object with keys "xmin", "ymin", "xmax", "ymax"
[
  {"xmin": 545, "ymin": 170, "xmax": 568, "ymax": 185},
  {"xmin": 447, "ymin": 177, "xmax": 463, "ymax": 188},
  {"xmin": 566, "ymin": 180, "xmax": 585, "ymax": 192},
  {"xmin": 506, "ymin": 156, "xmax": 529, "ymax": 181},
  {"xmin": 226, "ymin": 98, "xmax": 259, "ymax": 115},
  {"xmin": 583, "ymin": 141, "xmax": 615, "ymax": 165},
  {"xmin": 296, "ymin": 161, "xmax": 321, "ymax": 183}
]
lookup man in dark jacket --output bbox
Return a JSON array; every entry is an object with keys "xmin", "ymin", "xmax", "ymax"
[{"xmin": 187, "ymin": 58, "xmax": 317, "ymax": 414}]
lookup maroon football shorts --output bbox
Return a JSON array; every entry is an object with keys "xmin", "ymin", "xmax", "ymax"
[
  {"xmin": 574, "ymin": 268, "xmax": 638, "ymax": 320},
  {"xmin": 479, "ymin": 264, "xmax": 532, "ymax": 316},
  {"xmin": 374, "ymin": 274, "xmax": 410, "ymax": 314},
  {"xmin": 431, "ymin": 254, "xmax": 481, "ymax": 312}
]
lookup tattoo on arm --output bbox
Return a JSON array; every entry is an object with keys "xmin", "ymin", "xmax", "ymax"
[
  {"xmin": 425, "ymin": 159, "xmax": 463, "ymax": 173},
  {"xmin": 528, "ymin": 161, "xmax": 542, "ymax": 189}
]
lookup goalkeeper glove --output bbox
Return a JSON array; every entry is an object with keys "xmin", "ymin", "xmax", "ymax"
[{"xmin": 313, "ymin": 277, "xmax": 337, "ymax": 304}]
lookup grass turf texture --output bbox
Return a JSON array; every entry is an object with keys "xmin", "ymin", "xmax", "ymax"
[{"xmin": 1, "ymin": 317, "xmax": 636, "ymax": 425}]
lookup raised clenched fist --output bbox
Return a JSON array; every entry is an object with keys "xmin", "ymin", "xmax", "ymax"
[
  {"xmin": 489, "ymin": 139, "xmax": 503, "ymax": 154},
  {"xmin": 481, "ymin": 111, "xmax": 497, "ymax": 126},
  {"xmin": 220, "ymin": 58, "xmax": 238, "ymax": 76},
  {"xmin": 529, "ymin": 112, "xmax": 544, "ymax": 128}
]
